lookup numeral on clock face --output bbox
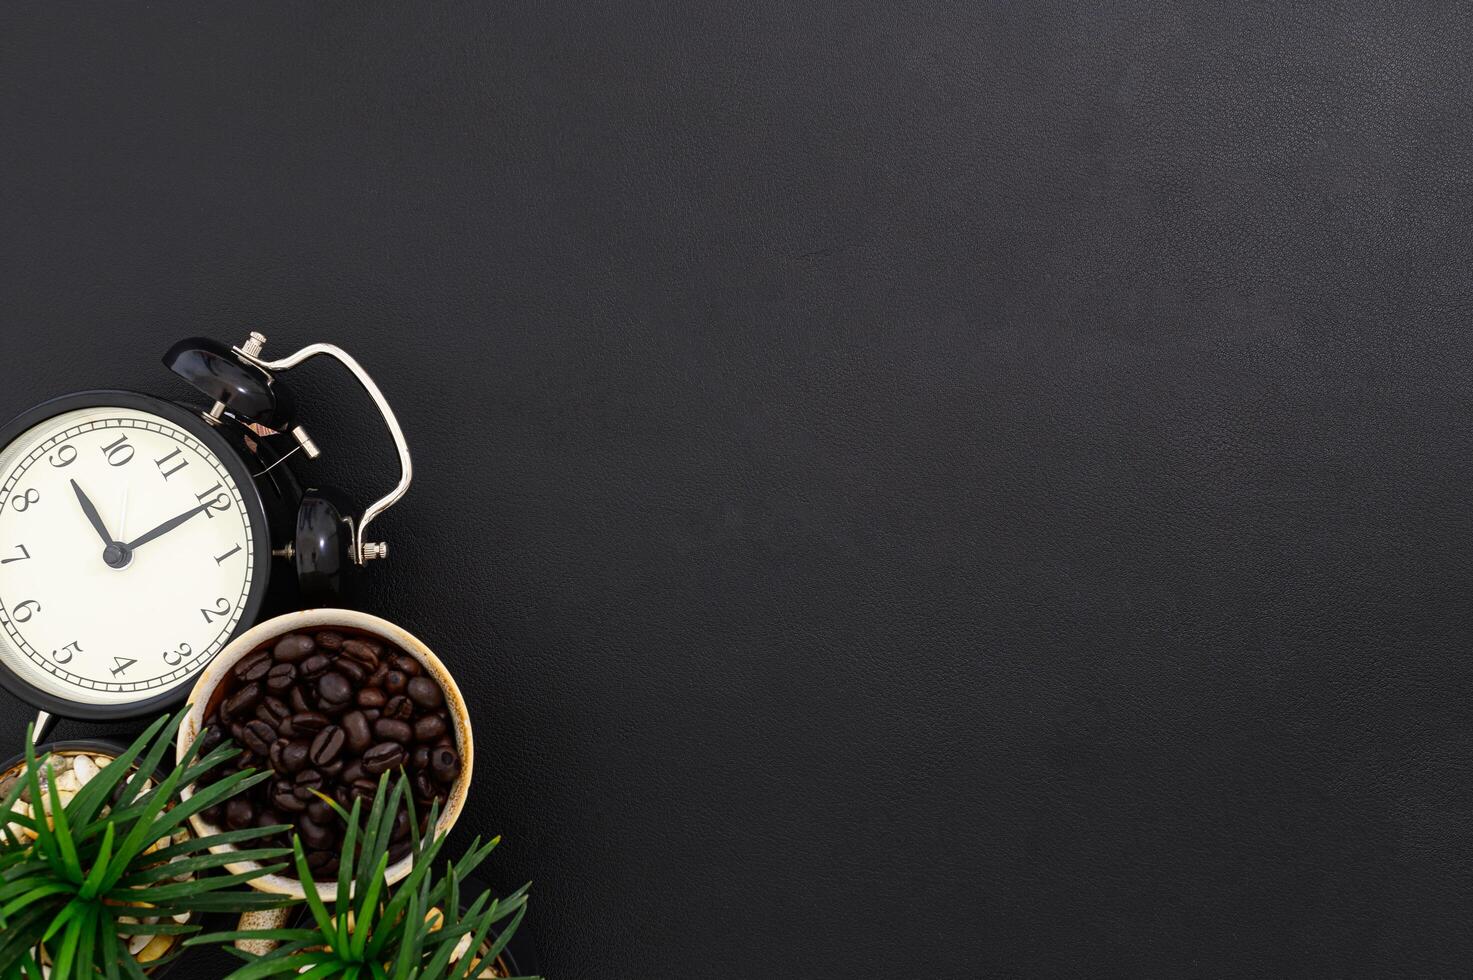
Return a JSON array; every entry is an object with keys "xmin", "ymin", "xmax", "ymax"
[
  {"xmin": 110, "ymin": 656, "xmax": 136, "ymax": 676},
  {"xmin": 11, "ymin": 599, "xmax": 40, "ymax": 623},
  {"xmin": 215, "ymin": 544, "xmax": 242, "ymax": 564},
  {"xmin": 9, "ymin": 488, "xmax": 38, "ymax": 513},
  {"xmin": 201, "ymin": 597, "xmax": 231, "ymax": 623},
  {"xmin": 48, "ymin": 445, "xmax": 76, "ymax": 468},
  {"xmin": 195, "ymin": 484, "xmax": 232, "ymax": 518},
  {"xmin": 162, "ymin": 643, "xmax": 192, "ymax": 667},
  {"xmin": 0, "ymin": 545, "xmax": 28, "ymax": 564},
  {"xmin": 100, "ymin": 434, "xmax": 135, "ymax": 467},
  {"xmin": 53, "ymin": 641, "xmax": 81, "ymax": 664},
  {"xmin": 155, "ymin": 448, "xmax": 188, "ymax": 480}
]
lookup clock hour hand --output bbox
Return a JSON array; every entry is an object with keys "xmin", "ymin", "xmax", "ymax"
[
  {"xmin": 71, "ymin": 479, "xmax": 115, "ymax": 547},
  {"xmin": 122, "ymin": 502, "xmax": 214, "ymax": 552}
]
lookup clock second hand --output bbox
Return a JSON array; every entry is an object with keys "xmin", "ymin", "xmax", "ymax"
[{"xmin": 116, "ymin": 486, "xmax": 128, "ymax": 544}]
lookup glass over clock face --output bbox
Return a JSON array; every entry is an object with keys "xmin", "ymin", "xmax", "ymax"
[{"xmin": 0, "ymin": 394, "xmax": 270, "ymax": 715}]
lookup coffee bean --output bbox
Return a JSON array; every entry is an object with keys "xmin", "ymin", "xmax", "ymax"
[
  {"xmin": 201, "ymin": 803, "xmax": 224, "ymax": 826},
  {"xmin": 257, "ymin": 807, "xmax": 283, "ymax": 828},
  {"xmin": 233, "ymin": 649, "xmax": 273, "ymax": 683},
  {"xmin": 392, "ymin": 808, "xmax": 410, "ymax": 841},
  {"xmin": 307, "ymin": 799, "xmax": 334, "ymax": 824},
  {"xmin": 225, "ymin": 798, "xmax": 255, "ymax": 829},
  {"xmin": 363, "ymin": 742, "xmax": 407, "ymax": 774},
  {"xmin": 300, "ymin": 653, "xmax": 331, "ymax": 679},
  {"xmin": 199, "ymin": 725, "xmax": 225, "ymax": 755},
  {"xmin": 342, "ymin": 711, "xmax": 372, "ymax": 753},
  {"xmin": 223, "ymin": 682, "xmax": 262, "ymax": 719},
  {"xmin": 337, "ymin": 659, "xmax": 367, "ymax": 685},
  {"xmin": 411, "ymin": 745, "xmax": 431, "ymax": 772},
  {"xmin": 269, "ymin": 739, "xmax": 288, "ymax": 771},
  {"xmin": 431, "ymin": 747, "xmax": 460, "ymax": 783},
  {"xmin": 310, "ymin": 726, "xmax": 346, "ymax": 766},
  {"xmin": 275, "ymin": 778, "xmax": 309, "ymax": 807},
  {"xmin": 318, "ymin": 672, "xmax": 351, "ymax": 708},
  {"xmin": 266, "ymin": 662, "xmax": 296, "ymax": 693},
  {"xmin": 306, "ymin": 849, "xmax": 333, "ymax": 872},
  {"xmin": 384, "ymin": 695, "xmax": 413, "ymax": 721},
  {"xmin": 384, "ymin": 670, "xmax": 407, "ymax": 695},
  {"xmin": 356, "ymin": 688, "xmax": 386, "ymax": 709},
  {"xmin": 289, "ymin": 687, "xmax": 312, "ymax": 714},
  {"xmin": 228, "ymin": 722, "xmax": 245, "ymax": 742},
  {"xmin": 342, "ymin": 638, "xmax": 380, "ymax": 667},
  {"xmin": 294, "ymin": 770, "xmax": 324, "ymax": 800},
  {"xmin": 319, "ymin": 759, "xmax": 344, "ymax": 781},
  {"xmin": 281, "ymin": 740, "xmax": 310, "ymax": 773},
  {"xmin": 290, "ymin": 711, "xmax": 331, "ymax": 734},
  {"xmin": 274, "ymin": 634, "xmax": 316, "ymax": 663},
  {"xmin": 407, "ymin": 676, "xmax": 444, "ymax": 710},
  {"xmin": 241, "ymin": 720, "xmax": 276, "ymax": 755},
  {"xmin": 258, "ymin": 696, "xmax": 291, "ymax": 726},
  {"xmin": 389, "ymin": 654, "xmax": 419, "ymax": 677},
  {"xmin": 299, "ymin": 816, "xmax": 336, "ymax": 850},
  {"xmin": 315, "ymin": 631, "xmax": 345, "ymax": 652},
  {"xmin": 340, "ymin": 760, "xmax": 366, "ymax": 785},
  {"xmin": 413, "ymin": 715, "xmax": 447, "ymax": 743},
  {"xmin": 373, "ymin": 719, "xmax": 412, "ymax": 745},
  {"xmin": 412, "ymin": 771, "xmax": 436, "ymax": 801},
  {"xmin": 350, "ymin": 778, "xmax": 379, "ymax": 801},
  {"xmin": 362, "ymin": 708, "xmax": 382, "ymax": 722}
]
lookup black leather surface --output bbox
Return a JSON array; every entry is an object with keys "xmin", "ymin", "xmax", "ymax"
[{"xmin": 2, "ymin": 2, "xmax": 1471, "ymax": 976}]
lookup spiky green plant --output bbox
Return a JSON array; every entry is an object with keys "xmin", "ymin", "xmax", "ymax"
[
  {"xmin": 192, "ymin": 772, "xmax": 536, "ymax": 980},
  {"xmin": 0, "ymin": 710, "xmax": 295, "ymax": 979}
]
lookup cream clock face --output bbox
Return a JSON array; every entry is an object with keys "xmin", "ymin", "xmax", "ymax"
[{"xmin": 0, "ymin": 406, "xmax": 261, "ymax": 704}]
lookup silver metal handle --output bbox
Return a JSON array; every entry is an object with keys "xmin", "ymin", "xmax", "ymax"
[{"xmin": 236, "ymin": 338, "xmax": 413, "ymax": 565}]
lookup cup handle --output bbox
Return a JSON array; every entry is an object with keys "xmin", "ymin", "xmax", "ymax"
[{"xmin": 234, "ymin": 907, "xmax": 292, "ymax": 954}]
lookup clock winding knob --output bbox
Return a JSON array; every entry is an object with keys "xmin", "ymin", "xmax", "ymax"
[
  {"xmin": 360, "ymin": 541, "xmax": 388, "ymax": 562},
  {"xmin": 240, "ymin": 331, "xmax": 267, "ymax": 358}
]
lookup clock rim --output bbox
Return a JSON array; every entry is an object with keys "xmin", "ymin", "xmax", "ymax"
[{"xmin": 0, "ymin": 389, "xmax": 272, "ymax": 721}]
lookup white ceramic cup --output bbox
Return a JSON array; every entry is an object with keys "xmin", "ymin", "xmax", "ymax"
[{"xmin": 177, "ymin": 609, "xmax": 475, "ymax": 903}]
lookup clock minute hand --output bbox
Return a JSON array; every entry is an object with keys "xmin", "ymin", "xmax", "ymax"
[
  {"xmin": 123, "ymin": 502, "xmax": 213, "ymax": 551},
  {"xmin": 71, "ymin": 480, "xmax": 115, "ymax": 546}
]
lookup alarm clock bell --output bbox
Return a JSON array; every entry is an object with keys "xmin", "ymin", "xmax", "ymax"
[{"xmin": 163, "ymin": 331, "xmax": 413, "ymax": 600}]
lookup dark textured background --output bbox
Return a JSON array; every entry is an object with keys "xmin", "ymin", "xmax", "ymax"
[{"xmin": 2, "ymin": 2, "xmax": 1471, "ymax": 976}]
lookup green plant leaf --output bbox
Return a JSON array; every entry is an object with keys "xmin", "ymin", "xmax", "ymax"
[
  {"xmin": 0, "ymin": 881, "xmax": 74, "ymax": 920},
  {"xmin": 143, "ymin": 823, "xmax": 292, "ymax": 863},
  {"xmin": 183, "ymin": 928, "xmax": 319, "ymax": 947},
  {"xmin": 115, "ymin": 845, "xmax": 291, "ymax": 886},
  {"xmin": 336, "ymin": 796, "xmax": 362, "ymax": 926},
  {"xmin": 348, "ymin": 849, "xmax": 391, "ymax": 960},
  {"xmin": 219, "ymin": 948, "xmax": 341, "ymax": 980},
  {"xmin": 294, "ymin": 837, "xmax": 337, "ymax": 940},
  {"xmin": 78, "ymin": 820, "xmax": 115, "ymax": 899}
]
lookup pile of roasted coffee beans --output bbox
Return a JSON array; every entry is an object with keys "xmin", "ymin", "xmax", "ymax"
[{"xmin": 195, "ymin": 629, "xmax": 462, "ymax": 877}]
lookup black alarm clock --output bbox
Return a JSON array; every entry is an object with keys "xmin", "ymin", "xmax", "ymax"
[{"xmin": 0, "ymin": 331, "xmax": 412, "ymax": 730}]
